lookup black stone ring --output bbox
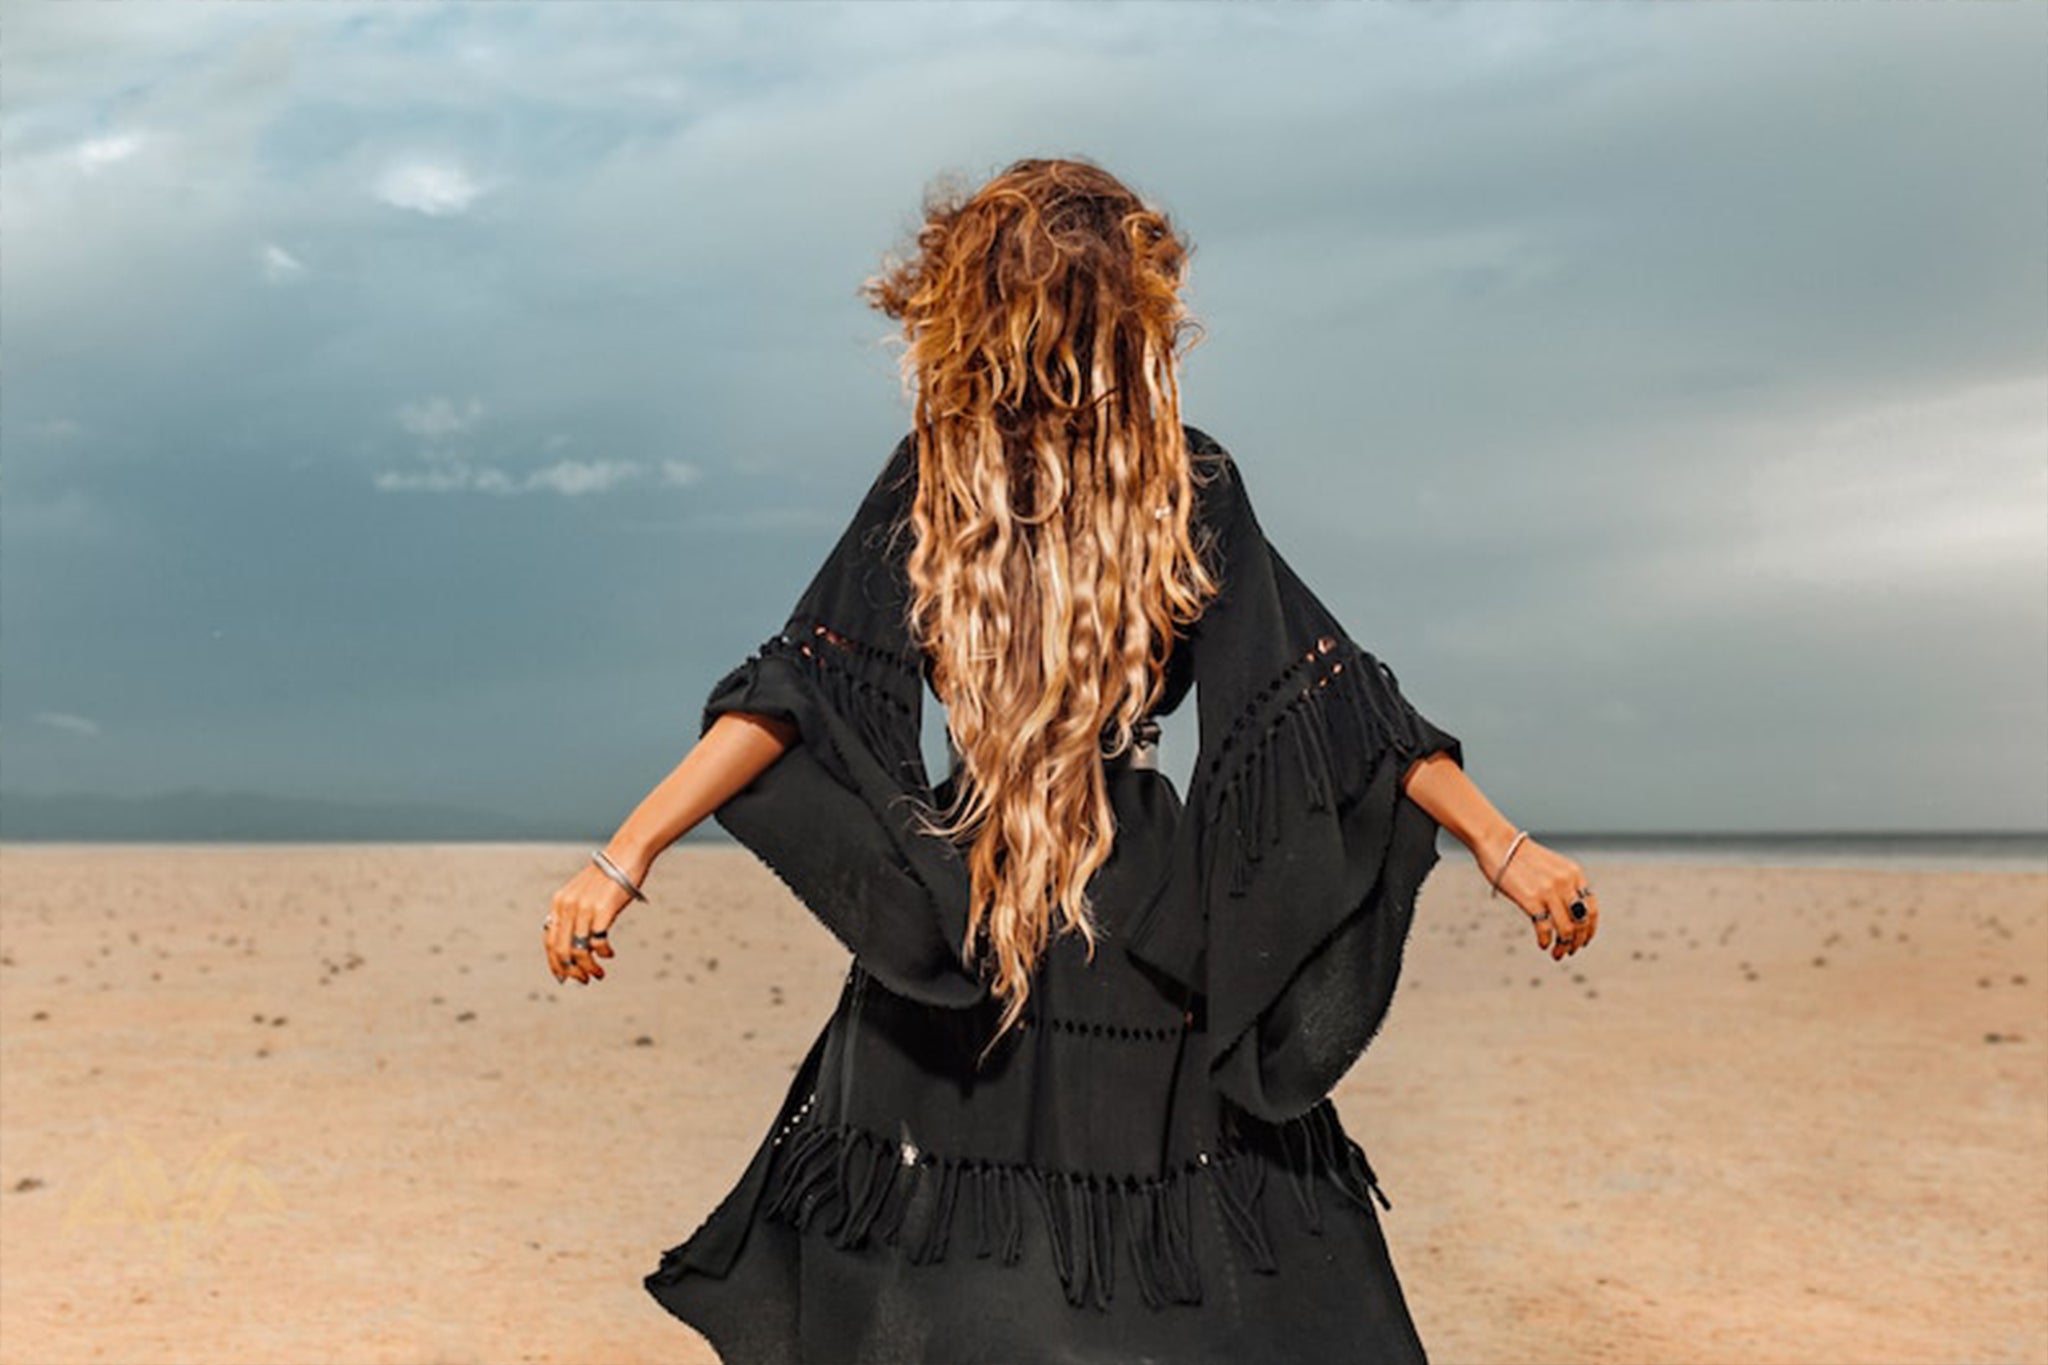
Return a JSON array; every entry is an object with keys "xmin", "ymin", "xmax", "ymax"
[
  {"xmin": 589, "ymin": 930, "xmax": 608, "ymax": 940},
  {"xmin": 1569, "ymin": 899, "xmax": 1589, "ymax": 922}
]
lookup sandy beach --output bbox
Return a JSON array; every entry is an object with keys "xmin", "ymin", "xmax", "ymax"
[{"xmin": 0, "ymin": 842, "xmax": 2041, "ymax": 1365}]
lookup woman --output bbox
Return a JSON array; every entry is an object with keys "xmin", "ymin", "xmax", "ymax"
[{"xmin": 546, "ymin": 157, "xmax": 1600, "ymax": 1365}]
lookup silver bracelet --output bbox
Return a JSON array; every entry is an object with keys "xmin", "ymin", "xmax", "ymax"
[
  {"xmin": 591, "ymin": 848, "xmax": 649, "ymax": 903},
  {"xmin": 1488, "ymin": 829, "xmax": 1529, "ymax": 899}
]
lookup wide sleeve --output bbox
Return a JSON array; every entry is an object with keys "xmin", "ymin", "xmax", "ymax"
[
  {"xmin": 1120, "ymin": 442, "xmax": 1463, "ymax": 1124},
  {"xmin": 699, "ymin": 434, "xmax": 986, "ymax": 1009}
]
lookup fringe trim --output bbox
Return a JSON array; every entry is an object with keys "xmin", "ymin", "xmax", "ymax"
[
  {"xmin": 755, "ymin": 1098, "xmax": 1391, "ymax": 1312},
  {"xmin": 1210, "ymin": 636, "xmax": 1426, "ymax": 899},
  {"xmin": 756, "ymin": 618, "xmax": 925, "ymax": 784}
]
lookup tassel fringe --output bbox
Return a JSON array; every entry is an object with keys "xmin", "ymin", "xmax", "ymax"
[
  {"xmin": 1210, "ymin": 637, "xmax": 1426, "ymax": 900},
  {"xmin": 754, "ymin": 1098, "xmax": 1392, "ymax": 1312}
]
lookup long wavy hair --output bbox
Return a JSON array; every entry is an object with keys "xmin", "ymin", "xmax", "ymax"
[{"xmin": 859, "ymin": 156, "xmax": 1225, "ymax": 1056}]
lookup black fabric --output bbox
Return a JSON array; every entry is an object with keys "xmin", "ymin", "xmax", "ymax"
[
  {"xmin": 687, "ymin": 435, "xmax": 988, "ymax": 1011},
  {"xmin": 645, "ymin": 425, "xmax": 1460, "ymax": 1363}
]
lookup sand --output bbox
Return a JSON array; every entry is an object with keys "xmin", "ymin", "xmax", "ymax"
[{"xmin": 0, "ymin": 842, "xmax": 2041, "ymax": 1365}]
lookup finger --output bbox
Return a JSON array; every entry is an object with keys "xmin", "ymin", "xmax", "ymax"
[
  {"xmin": 1527, "ymin": 900, "xmax": 1552, "ymax": 950},
  {"xmin": 1562, "ymin": 873, "xmax": 1594, "ymax": 951},
  {"xmin": 554, "ymin": 908, "xmax": 588, "ymax": 983},
  {"xmin": 569, "ymin": 917, "xmax": 602, "ymax": 982},
  {"xmin": 545, "ymin": 905, "xmax": 569, "ymax": 982},
  {"xmin": 1559, "ymin": 876, "xmax": 1588, "ymax": 956},
  {"xmin": 590, "ymin": 907, "xmax": 620, "ymax": 960},
  {"xmin": 1544, "ymin": 884, "xmax": 1575, "ymax": 959}
]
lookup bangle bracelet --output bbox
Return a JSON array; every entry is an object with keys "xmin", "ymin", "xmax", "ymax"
[
  {"xmin": 591, "ymin": 848, "xmax": 650, "ymax": 904},
  {"xmin": 1488, "ymin": 830, "xmax": 1529, "ymax": 899}
]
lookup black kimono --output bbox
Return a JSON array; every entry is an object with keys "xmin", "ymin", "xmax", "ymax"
[{"xmin": 645, "ymin": 425, "xmax": 1464, "ymax": 1364}]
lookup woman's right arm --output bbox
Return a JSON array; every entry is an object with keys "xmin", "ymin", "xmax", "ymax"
[{"xmin": 546, "ymin": 711, "xmax": 797, "ymax": 984}]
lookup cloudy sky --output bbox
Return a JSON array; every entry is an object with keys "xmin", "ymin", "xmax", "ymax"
[{"xmin": 3, "ymin": 1, "xmax": 2042, "ymax": 838}]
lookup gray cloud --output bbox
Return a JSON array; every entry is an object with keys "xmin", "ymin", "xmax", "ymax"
[{"xmin": 1, "ymin": 1, "xmax": 2040, "ymax": 834}]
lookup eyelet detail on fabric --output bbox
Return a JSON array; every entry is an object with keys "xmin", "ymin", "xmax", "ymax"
[
  {"xmin": 741, "ymin": 617, "xmax": 926, "ymax": 785},
  {"xmin": 802, "ymin": 620, "xmax": 922, "ymax": 674},
  {"xmin": 772, "ymin": 1089, "xmax": 818, "ymax": 1147},
  {"xmin": 1015, "ymin": 1008, "xmax": 1191, "ymax": 1043}
]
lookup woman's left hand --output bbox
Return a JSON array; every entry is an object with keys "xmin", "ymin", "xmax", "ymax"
[
  {"xmin": 1484, "ymin": 836, "xmax": 1601, "ymax": 961},
  {"xmin": 544, "ymin": 863, "xmax": 635, "ymax": 984}
]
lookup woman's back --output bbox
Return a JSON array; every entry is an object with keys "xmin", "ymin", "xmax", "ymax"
[
  {"xmin": 643, "ymin": 421, "xmax": 1453, "ymax": 1363},
  {"xmin": 613, "ymin": 155, "xmax": 1589, "ymax": 1365}
]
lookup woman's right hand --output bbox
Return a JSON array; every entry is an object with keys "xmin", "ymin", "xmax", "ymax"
[
  {"xmin": 544, "ymin": 862, "xmax": 639, "ymax": 985},
  {"xmin": 1481, "ymin": 835, "xmax": 1600, "ymax": 961}
]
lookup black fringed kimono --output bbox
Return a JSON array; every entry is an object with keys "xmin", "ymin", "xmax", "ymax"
[{"xmin": 645, "ymin": 426, "xmax": 1463, "ymax": 1365}]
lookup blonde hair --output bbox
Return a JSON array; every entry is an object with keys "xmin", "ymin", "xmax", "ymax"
[{"xmin": 861, "ymin": 156, "xmax": 1224, "ymax": 1056}]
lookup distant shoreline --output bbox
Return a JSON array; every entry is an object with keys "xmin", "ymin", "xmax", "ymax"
[{"xmin": 2, "ymin": 831, "xmax": 2043, "ymax": 874}]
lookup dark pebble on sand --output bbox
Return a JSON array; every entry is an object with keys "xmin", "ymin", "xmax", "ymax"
[
  {"xmin": 30, "ymin": 1011, "xmax": 48, "ymax": 1021},
  {"xmin": 634, "ymin": 1035, "xmax": 654, "ymax": 1047},
  {"xmin": 12, "ymin": 1177, "xmax": 43, "ymax": 1193},
  {"xmin": 1812, "ymin": 957, "xmax": 1828, "ymax": 968},
  {"xmin": 455, "ymin": 1010, "xmax": 477, "ymax": 1022}
]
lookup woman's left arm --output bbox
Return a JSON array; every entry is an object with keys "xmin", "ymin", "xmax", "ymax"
[{"xmin": 1401, "ymin": 751, "xmax": 1600, "ymax": 959}]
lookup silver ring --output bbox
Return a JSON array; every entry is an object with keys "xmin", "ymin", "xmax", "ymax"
[{"xmin": 572, "ymin": 934, "xmax": 591, "ymax": 951}]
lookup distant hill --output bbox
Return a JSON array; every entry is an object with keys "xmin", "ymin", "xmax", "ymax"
[{"xmin": 0, "ymin": 787, "xmax": 602, "ymax": 842}]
